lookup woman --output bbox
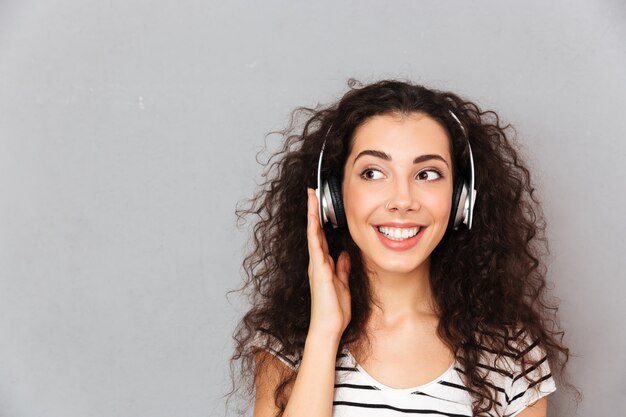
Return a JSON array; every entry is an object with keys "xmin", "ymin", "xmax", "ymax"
[{"xmin": 229, "ymin": 79, "xmax": 571, "ymax": 417}]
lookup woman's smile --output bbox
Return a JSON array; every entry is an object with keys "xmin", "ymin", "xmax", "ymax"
[{"xmin": 374, "ymin": 224, "xmax": 427, "ymax": 250}]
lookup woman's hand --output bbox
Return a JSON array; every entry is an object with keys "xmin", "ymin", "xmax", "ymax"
[{"xmin": 306, "ymin": 187, "xmax": 352, "ymax": 339}]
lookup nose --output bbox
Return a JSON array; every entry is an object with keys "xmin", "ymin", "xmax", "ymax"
[{"xmin": 386, "ymin": 179, "xmax": 420, "ymax": 212}]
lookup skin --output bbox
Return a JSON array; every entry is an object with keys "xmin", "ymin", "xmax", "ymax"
[{"xmin": 253, "ymin": 112, "xmax": 549, "ymax": 417}]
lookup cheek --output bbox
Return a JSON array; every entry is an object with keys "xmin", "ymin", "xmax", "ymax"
[
  {"xmin": 427, "ymin": 193, "xmax": 453, "ymax": 217},
  {"xmin": 421, "ymin": 185, "xmax": 454, "ymax": 223},
  {"xmin": 343, "ymin": 183, "xmax": 364, "ymax": 221},
  {"xmin": 342, "ymin": 180, "xmax": 378, "ymax": 230}
]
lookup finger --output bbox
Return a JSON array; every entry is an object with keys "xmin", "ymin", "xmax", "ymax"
[
  {"xmin": 306, "ymin": 188, "xmax": 325, "ymax": 263},
  {"xmin": 336, "ymin": 252, "xmax": 351, "ymax": 287},
  {"xmin": 309, "ymin": 187, "xmax": 331, "ymax": 254},
  {"xmin": 319, "ymin": 223, "xmax": 330, "ymax": 255}
]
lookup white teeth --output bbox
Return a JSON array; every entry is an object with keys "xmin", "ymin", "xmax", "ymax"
[{"xmin": 377, "ymin": 226, "xmax": 421, "ymax": 241}]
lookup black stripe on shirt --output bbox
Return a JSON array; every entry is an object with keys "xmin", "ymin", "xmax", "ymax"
[
  {"xmin": 335, "ymin": 383, "xmax": 379, "ymax": 390},
  {"xmin": 332, "ymin": 400, "xmax": 471, "ymax": 417},
  {"xmin": 512, "ymin": 354, "xmax": 548, "ymax": 383},
  {"xmin": 439, "ymin": 380, "xmax": 468, "ymax": 390},
  {"xmin": 439, "ymin": 380, "xmax": 504, "ymax": 407},
  {"xmin": 476, "ymin": 362, "xmax": 515, "ymax": 379},
  {"xmin": 514, "ymin": 338, "xmax": 541, "ymax": 360},
  {"xmin": 410, "ymin": 390, "xmax": 468, "ymax": 406}
]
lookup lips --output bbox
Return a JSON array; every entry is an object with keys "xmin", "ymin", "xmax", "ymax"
[
  {"xmin": 377, "ymin": 225, "xmax": 422, "ymax": 240},
  {"xmin": 373, "ymin": 223, "xmax": 427, "ymax": 251}
]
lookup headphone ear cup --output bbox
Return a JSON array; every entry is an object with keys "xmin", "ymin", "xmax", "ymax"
[
  {"xmin": 448, "ymin": 176, "xmax": 465, "ymax": 230},
  {"xmin": 327, "ymin": 176, "xmax": 347, "ymax": 229}
]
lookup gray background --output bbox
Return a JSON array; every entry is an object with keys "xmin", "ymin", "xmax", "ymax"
[{"xmin": 0, "ymin": 1, "xmax": 624, "ymax": 416}]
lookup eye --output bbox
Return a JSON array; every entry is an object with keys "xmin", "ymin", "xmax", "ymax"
[
  {"xmin": 360, "ymin": 168, "xmax": 385, "ymax": 181},
  {"xmin": 416, "ymin": 169, "xmax": 442, "ymax": 181}
]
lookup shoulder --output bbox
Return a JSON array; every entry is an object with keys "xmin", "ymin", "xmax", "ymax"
[
  {"xmin": 479, "ymin": 327, "xmax": 556, "ymax": 417},
  {"xmin": 250, "ymin": 327, "xmax": 302, "ymax": 371}
]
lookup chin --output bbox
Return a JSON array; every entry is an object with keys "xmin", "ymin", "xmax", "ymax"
[{"xmin": 367, "ymin": 257, "xmax": 429, "ymax": 276}]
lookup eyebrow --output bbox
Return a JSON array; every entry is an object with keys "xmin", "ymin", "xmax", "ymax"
[{"xmin": 352, "ymin": 149, "xmax": 449, "ymax": 167}]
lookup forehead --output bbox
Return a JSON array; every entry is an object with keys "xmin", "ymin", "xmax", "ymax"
[{"xmin": 347, "ymin": 113, "xmax": 452, "ymax": 161}]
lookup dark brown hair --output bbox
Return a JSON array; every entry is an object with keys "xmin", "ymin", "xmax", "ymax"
[{"xmin": 226, "ymin": 79, "xmax": 573, "ymax": 416}]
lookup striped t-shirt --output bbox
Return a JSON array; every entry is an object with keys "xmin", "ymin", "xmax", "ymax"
[{"xmin": 254, "ymin": 330, "xmax": 556, "ymax": 417}]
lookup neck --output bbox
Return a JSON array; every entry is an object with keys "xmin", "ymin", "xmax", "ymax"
[{"xmin": 365, "ymin": 258, "xmax": 438, "ymax": 329}]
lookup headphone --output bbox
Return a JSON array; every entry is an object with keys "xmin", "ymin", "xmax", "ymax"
[{"xmin": 315, "ymin": 110, "xmax": 476, "ymax": 231}]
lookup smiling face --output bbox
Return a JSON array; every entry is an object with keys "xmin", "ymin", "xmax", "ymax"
[{"xmin": 341, "ymin": 112, "xmax": 454, "ymax": 277}]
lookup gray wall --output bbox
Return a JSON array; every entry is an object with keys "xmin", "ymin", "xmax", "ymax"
[{"xmin": 1, "ymin": 1, "xmax": 624, "ymax": 416}]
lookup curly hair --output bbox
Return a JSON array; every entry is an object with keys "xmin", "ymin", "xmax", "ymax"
[{"xmin": 226, "ymin": 79, "xmax": 572, "ymax": 416}]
